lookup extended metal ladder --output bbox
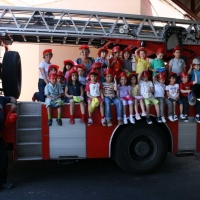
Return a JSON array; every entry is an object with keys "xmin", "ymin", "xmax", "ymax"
[{"xmin": 0, "ymin": 6, "xmax": 200, "ymax": 46}]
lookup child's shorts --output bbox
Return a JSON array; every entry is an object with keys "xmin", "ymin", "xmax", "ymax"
[
  {"xmin": 134, "ymin": 96, "xmax": 143, "ymax": 100},
  {"xmin": 144, "ymin": 97, "xmax": 159, "ymax": 105},
  {"xmin": 120, "ymin": 98, "xmax": 133, "ymax": 106},
  {"xmin": 168, "ymin": 98, "xmax": 183, "ymax": 104},
  {"xmin": 87, "ymin": 96, "xmax": 103, "ymax": 103},
  {"xmin": 45, "ymin": 98, "xmax": 63, "ymax": 108}
]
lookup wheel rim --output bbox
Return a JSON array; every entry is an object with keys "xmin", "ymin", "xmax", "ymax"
[{"xmin": 128, "ymin": 135, "xmax": 158, "ymax": 164}]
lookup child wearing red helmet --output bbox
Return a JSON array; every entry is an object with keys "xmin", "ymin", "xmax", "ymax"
[
  {"xmin": 117, "ymin": 72, "xmax": 135, "ymax": 124},
  {"xmin": 45, "ymin": 72, "xmax": 63, "ymax": 126},
  {"xmin": 165, "ymin": 72, "xmax": 183, "ymax": 121},
  {"xmin": 138, "ymin": 70, "xmax": 162, "ymax": 124},
  {"xmin": 153, "ymin": 72, "xmax": 173, "ymax": 122},
  {"xmin": 103, "ymin": 68, "xmax": 123, "ymax": 126},
  {"xmin": 135, "ymin": 47, "xmax": 150, "ymax": 74},
  {"xmin": 57, "ymin": 71, "xmax": 66, "ymax": 98},
  {"xmin": 149, "ymin": 48, "xmax": 166, "ymax": 76},
  {"xmin": 122, "ymin": 47, "xmax": 133, "ymax": 75},
  {"xmin": 188, "ymin": 58, "xmax": 200, "ymax": 123},
  {"xmin": 109, "ymin": 46, "xmax": 124, "ymax": 77},
  {"xmin": 63, "ymin": 60, "xmax": 74, "ymax": 81},
  {"xmin": 129, "ymin": 72, "xmax": 146, "ymax": 120},
  {"xmin": 86, "ymin": 69, "xmax": 106, "ymax": 126},
  {"xmin": 65, "ymin": 68, "xmax": 85, "ymax": 124},
  {"xmin": 179, "ymin": 70, "xmax": 198, "ymax": 122},
  {"xmin": 168, "ymin": 46, "xmax": 186, "ymax": 83},
  {"xmin": 95, "ymin": 46, "xmax": 110, "ymax": 68}
]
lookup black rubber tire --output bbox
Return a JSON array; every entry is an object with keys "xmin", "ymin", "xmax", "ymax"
[
  {"xmin": 114, "ymin": 124, "xmax": 168, "ymax": 174},
  {"xmin": 2, "ymin": 51, "xmax": 22, "ymax": 99}
]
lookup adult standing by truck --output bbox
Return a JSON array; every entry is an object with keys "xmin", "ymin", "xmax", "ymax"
[
  {"xmin": 32, "ymin": 49, "xmax": 53, "ymax": 102},
  {"xmin": 75, "ymin": 44, "xmax": 95, "ymax": 75},
  {"xmin": 0, "ymin": 95, "xmax": 17, "ymax": 189}
]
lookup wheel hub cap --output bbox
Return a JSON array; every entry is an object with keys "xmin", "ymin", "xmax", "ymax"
[{"xmin": 135, "ymin": 141, "xmax": 150, "ymax": 157}]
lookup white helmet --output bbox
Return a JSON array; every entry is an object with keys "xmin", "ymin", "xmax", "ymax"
[{"xmin": 192, "ymin": 58, "xmax": 200, "ymax": 65}]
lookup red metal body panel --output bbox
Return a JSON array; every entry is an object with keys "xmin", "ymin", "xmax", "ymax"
[{"xmin": 41, "ymin": 105, "xmax": 49, "ymax": 160}]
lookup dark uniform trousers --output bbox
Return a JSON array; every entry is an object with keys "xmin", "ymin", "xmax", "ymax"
[{"xmin": 0, "ymin": 134, "xmax": 8, "ymax": 185}]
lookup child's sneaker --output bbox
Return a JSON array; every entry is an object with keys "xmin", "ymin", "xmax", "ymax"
[
  {"xmin": 161, "ymin": 116, "xmax": 166, "ymax": 123},
  {"xmin": 129, "ymin": 115, "xmax": 135, "ymax": 124},
  {"xmin": 195, "ymin": 116, "xmax": 200, "ymax": 123},
  {"xmin": 101, "ymin": 118, "xmax": 107, "ymax": 126},
  {"xmin": 156, "ymin": 116, "xmax": 162, "ymax": 123},
  {"xmin": 107, "ymin": 120, "xmax": 113, "ymax": 127},
  {"xmin": 135, "ymin": 113, "xmax": 141, "ymax": 120},
  {"xmin": 57, "ymin": 118, "xmax": 62, "ymax": 126},
  {"xmin": 70, "ymin": 117, "xmax": 75, "ymax": 124},
  {"xmin": 141, "ymin": 112, "xmax": 147, "ymax": 117},
  {"xmin": 168, "ymin": 115, "xmax": 174, "ymax": 122},
  {"xmin": 48, "ymin": 119, "xmax": 52, "ymax": 126},
  {"xmin": 118, "ymin": 120, "xmax": 123, "ymax": 125},
  {"xmin": 88, "ymin": 118, "xmax": 93, "ymax": 126},
  {"xmin": 180, "ymin": 114, "xmax": 186, "ymax": 120},
  {"xmin": 123, "ymin": 116, "xmax": 128, "ymax": 124},
  {"xmin": 184, "ymin": 115, "xmax": 188, "ymax": 122},
  {"xmin": 146, "ymin": 117, "xmax": 152, "ymax": 124},
  {"xmin": 173, "ymin": 115, "xmax": 178, "ymax": 121}
]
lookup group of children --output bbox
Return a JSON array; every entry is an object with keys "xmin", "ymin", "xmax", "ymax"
[{"xmin": 44, "ymin": 44, "xmax": 200, "ymax": 126}]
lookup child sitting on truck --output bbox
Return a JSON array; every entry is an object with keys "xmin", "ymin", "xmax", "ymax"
[
  {"xmin": 45, "ymin": 72, "xmax": 63, "ymax": 126},
  {"xmin": 188, "ymin": 58, "xmax": 200, "ymax": 123},
  {"xmin": 117, "ymin": 72, "xmax": 135, "ymax": 124},
  {"xmin": 129, "ymin": 72, "xmax": 146, "ymax": 120},
  {"xmin": 103, "ymin": 68, "xmax": 123, "ymax": 126},
  {"xmin": 65, "ymin": 68, "xmax": 85, "ymax": 124},
  {"xmin": 138, "ymin": 70, "xmax": 162, "ymax": 124},
  {"xmin": 165, "ymin": 72, "xmax": 183, "ymax": 121},
  {"xmin": 86, "ymin": 69, "xmax": 106, "ymax": 126},
  {"xmin": 179, "ymin": 70, "xmax": 197, "ymax": 122}
]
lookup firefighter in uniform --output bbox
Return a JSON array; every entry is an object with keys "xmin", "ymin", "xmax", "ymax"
[{"xmin": 0, "ymin": 95, "xmax": 17, "ymax": 190}]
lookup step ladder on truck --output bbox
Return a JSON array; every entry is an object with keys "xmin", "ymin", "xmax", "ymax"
[{"xmin": 0, "ymin": 6, "xmax": 200, "ymax": 174}]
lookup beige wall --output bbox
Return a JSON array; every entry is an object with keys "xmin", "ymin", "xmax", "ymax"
[{"xmin": 1, "ymin": 0, "xmax": 188, "ymax": 101}]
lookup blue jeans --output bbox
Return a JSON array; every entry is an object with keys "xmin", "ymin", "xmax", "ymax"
[
  {"xmin": 34, "ymin": 79, "xmax": 46, "ymax": 102},
  {"xmin": 104, "ymin": 97, "xmax": 123, "ymax": 120}
]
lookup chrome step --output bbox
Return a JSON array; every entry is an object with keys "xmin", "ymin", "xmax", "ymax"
[{"xmin": 17, "ymin": 156, "xmax": 42, "ymax": 161}]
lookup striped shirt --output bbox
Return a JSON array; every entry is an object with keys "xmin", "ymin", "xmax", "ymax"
[{"xmin": 102, "ymin": 82, "xmax": 115, "ymax": 96}]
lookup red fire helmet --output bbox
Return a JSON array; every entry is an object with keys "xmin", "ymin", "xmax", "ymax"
[
  {"xmin": 112, "ymin": 46, "xmax": 121, "ymax": 53},
  {"xmin": 180, "ymin": 71, "xmax": 189, "ymax": 78},
  {"xmin": 157, "ymin": 72, "xmax": 166, "ymax": 80}
]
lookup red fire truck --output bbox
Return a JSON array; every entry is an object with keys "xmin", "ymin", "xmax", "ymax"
[{"xmin": 0, "ymin": 6, "xmax": 200, "ymax": 174}]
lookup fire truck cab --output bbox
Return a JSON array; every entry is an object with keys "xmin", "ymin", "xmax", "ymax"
[{"xmin": 0, "ymin": 6, "xmax": 200, "ymax": 174}]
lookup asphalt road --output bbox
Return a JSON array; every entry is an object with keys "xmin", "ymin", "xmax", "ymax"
[{"xmin": 1, "ymin": 153, "xmax": 200, "ymax": 200}]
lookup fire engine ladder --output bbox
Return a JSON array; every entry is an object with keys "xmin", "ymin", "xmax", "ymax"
[{"xmin": 0, "ymin": 6, "xmax": 200, "ymax": 46}]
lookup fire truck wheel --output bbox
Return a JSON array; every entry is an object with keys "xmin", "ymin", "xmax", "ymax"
[
  {"xmin": 2, "ymin": 51, "xmax": 22, "ymax": 99},
  {"xmin": 114, "ymin": 125, "xmax": 168, "ymax": 174}
]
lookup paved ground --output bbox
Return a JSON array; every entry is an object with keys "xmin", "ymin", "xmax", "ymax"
[{"xmin": 1, "ymin": 153, "xmax": 200, "ymax": 200}]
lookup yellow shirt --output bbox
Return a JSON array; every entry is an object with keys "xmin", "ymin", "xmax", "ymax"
[{"xmin": 136, "ymin": 57, "xmax": 150, "ymax": 74}]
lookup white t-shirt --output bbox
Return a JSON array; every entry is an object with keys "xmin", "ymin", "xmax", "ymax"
[
  {"xmin": 38, "ymin": 61, "xmax": 52, "ymax": 79},
  {"xmin": 139, "ymin": 80, "xmax": 153, "ymax": 96},
  {"xmin": 85, "ymin": 81, "xmax": 102, "ymax": 96},
  {"xmin": 165, "ymin": 84, "xmax": 179, "ymax": 98},
  {"xmin": 154, "ymin": 81, "xmax": 165, "ymax": 98}
]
